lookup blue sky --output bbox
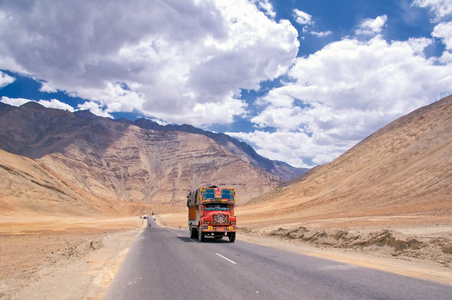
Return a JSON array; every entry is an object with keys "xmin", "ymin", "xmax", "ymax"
[{"xmin": 1, "ymin": 0, "xmax": 451, "ymax": 168}]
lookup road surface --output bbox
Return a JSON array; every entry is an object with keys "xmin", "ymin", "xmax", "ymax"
[{"xmin": 105, "ymin": 219, "xmax": 451, "ymax": 299}]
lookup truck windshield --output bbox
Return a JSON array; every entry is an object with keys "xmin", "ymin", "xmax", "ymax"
[{"xmin": 204, "ymin": 203, "xmax": 230, "ymax": 211}]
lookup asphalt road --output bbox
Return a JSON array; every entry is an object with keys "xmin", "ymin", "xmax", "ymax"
[{"xmin": 105, "ymin": 219, "xmax": 452, "ymax": 300}]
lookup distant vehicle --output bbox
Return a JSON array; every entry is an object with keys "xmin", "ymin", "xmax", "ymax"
[{"xmin": 187, "ymin": 186, "xmax": 237, "ymax": 242}]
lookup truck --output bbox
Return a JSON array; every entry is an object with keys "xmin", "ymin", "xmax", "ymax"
[{"xmin": 187, "ymin": 186, "xmax": 237, "ymax": 242}]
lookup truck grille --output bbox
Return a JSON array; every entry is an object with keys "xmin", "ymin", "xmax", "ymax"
[{"xmin": 212, "ymin": 214, "xmax": 229, "ymax": 225}]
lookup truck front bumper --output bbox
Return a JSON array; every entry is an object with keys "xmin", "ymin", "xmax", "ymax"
[{"xmin": 201, "ymin": 225, "xmax": 236, "ymax": 232}]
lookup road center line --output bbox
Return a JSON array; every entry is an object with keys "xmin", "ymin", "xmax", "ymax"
[{"xmin": 216, "ymin": 253, "xmax": 237, "ymax": 264}]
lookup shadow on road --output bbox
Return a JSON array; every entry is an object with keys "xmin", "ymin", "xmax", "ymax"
[
  {"xmin": 177, "ymin": 236, "xmax": 197, "ymax": 243},
  {"xmin": 177, "ymin": 236, "xmax": 233, "ymax": 243}
]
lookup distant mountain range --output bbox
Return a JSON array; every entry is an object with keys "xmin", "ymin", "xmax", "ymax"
[{"xmin": 0, "ymin": 101, "xmax": 307, "ymax": 206}]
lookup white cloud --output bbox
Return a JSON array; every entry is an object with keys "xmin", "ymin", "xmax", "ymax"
[
  {"xmin": 227, "ymin": 130, "xmax": 324, "ymax": 168},
  {"xmin": 433, "ymin": 21, "xmax": 452, "ymax": 50},
  {"xmin": 438, "ymin": 50, "xmax": 452, "ymax": 63},
  {"xmin": 356, "ymin": 15, "xmax": 387, "ymax": 35},
  {"xmin": 292, "ymin": 8, "xmax": 332, "ymax": 38},
  {"xmin": 0, "ymin": 0, "xmax": 299, "ymax": 127},
  {"xmin": 3, "ymin": 96, "xmax": 110, "ymax": 117},
  {"xmin": 37, "ymin": 99, "xmax": 75, "ymax": 111},
  {"xmin": 412, "ymin": 1, "xmax": 452, "ymax": 63},
  {"xmin": 0, "ymin": 71, "xmax": 15, "ymax": 88},
  {"xmin": 293, "ymin": 9, "xmax": 312, "ymax": 25},
  {"xmin": 77, "ymin": 101, "xmax": 113, "ymax": 119},
  {"xmin": 255, "ymin": 0, "xmax": 276, "ymax": 18},
  {"xmin": 1, "ymin": 96, "xmax": 75, "ymax": 112},
  {"xmin": 1, "ymin": 96, "xmax": 30, "ymax": 106},
  {"xmin": 234, "ymin": 35, "xmax": 452, "ymax": 167},
  {"xmin": 412, "ymin": 0, "xmax": 452, "ymax": 21},
  {"xmin": 39, "ymin": 81, "xmax": 57, "ymax": 93},
  {"xmin": 311, "ymin": 30, "xmax": 333, "ymax": 38},
  {"xmin": 432, "ymin": 22, "xmax": 452, "ymax": 63}
]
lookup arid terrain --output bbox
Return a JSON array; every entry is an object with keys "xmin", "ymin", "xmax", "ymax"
[
  {"xmin": 1, "ymin": 95, "xmax": 452, "ymax": 298},
  {"xmin": 0, "ymin": 216, "xmax": 146, "ymax": 299},
  {"xmin": 1, "ymin": 213, "xmax": 451, "ymax": 300}
]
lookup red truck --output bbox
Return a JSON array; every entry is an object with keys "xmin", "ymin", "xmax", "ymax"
[{"xmin": 187, "ymin": 186, "xmax": 237, "ymax": 242}]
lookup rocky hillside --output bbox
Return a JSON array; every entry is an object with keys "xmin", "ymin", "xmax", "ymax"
[
  {"xmin": 129, "ymin": 118, "xmax": 307, "ymax": 181},
  {"xmin": 0, "ymin": 148, "xmax": 152, "ymax": 217},
  {"xmin": 0, "ymin": 102, "xmax": 298, "ymax": 205},
  {"xmin": 240, "ymin": 94, "xmax": 452, "ymax": 227}
]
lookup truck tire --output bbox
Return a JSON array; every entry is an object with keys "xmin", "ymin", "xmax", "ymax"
[
  {"xmin": 190, "ymin": 227, "xmax": 197, "ymax": 239},
  {"xmin": 228, "ymin": 232, "xmax": 236, "ymax": 243},
  {"xmin": 198, "ymin": 227, "xmax": 205, "ymax": 242}
]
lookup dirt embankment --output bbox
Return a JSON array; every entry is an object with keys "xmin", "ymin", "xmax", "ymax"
[{"xmin": 244, "ymin": 226, "xmax": 452, "ymax": 268}]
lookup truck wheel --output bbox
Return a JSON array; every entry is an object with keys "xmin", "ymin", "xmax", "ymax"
[
  {"xmin": 198, "ymin": 227, "xmax": 205, "ymax": 242},
  {"xmin": 190, "ymin": 227, "xmax": 197, "ymax": 239},
  {"xmin": 228, "ymin": 232, "xmax": 236, "ymax": 243}
]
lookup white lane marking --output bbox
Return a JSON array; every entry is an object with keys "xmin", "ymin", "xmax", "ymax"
[
  {"xmin": 178, "ymin": 234, "xmax": 183, "ymax": 237},
  {"xmin": 216, "ymin": 253, "xmax": 237, "ymax": 265}
]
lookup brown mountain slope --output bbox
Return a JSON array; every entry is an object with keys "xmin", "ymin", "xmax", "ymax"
[
  {"xmin": 0, "ymin": 148, "xmax": 152, "ymax": 217},
  {"xmin": 38, "ymin": 123, "xmax": 279, "ymax": 205},
  {"xmin": 239, "ymin": 94, "xmax": 452, "ymax": 228}
]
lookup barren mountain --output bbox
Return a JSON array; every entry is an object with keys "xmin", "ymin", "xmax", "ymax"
[
  {"xmin": 0, "ymin": 148, "xmax": 150, "ymax": 217},
  {"xmin": 240, "ymin": 94, "xmax": 452, "ymax": 228},
  {"xmin": 130, "ymin": 118, "xmax": 307, "ymax": 181},
  {"xmin": 0, "ymin": 102, "xmax": 289, "ymax": 205}
]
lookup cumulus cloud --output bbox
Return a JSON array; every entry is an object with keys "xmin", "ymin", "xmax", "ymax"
[
  {"xmin": 230, "ymin": 33, "xmax": 452, "ymax": 167},
  {"xmin": 0, "ymin": 71, "xmax": 15, "ymax": 88},
  {"xmin": 292, "ymin": 8, "xmax": 332, "ymax": 38},
  {"xmin": 433, "ymin": 22, "xmax": 452, "ymax": 50},
  {"xmin": 38, "ymin": 99, "xmax": 75, "ymax": 111},
  {"xmin": 77, "ymin": 101, "xmax": 113, "ymax": 118},
  {"xmin": 1, "ymin": 96, "xmax": 76, "ymax": 112},
  {"xmin": 0, "ymin": 0, "xmax": 298, "ymax": 126},
  {"xmin": 412, "ymin": 0, "xmax": 452, "ymax": 21},
  {"xmin": 1, "ymin": 96, "xmax": 30, "ymax": 107},
  {"xmin": 39, "ymin": 81, "xmax": 58, "ymax": 93},
  {"xmin": 293, "ymin": 9, "xmax": 312, "ymax": 25},
  {"xmin": 255, "ymin": 0, "xmax": 276, "ymax": 18},
  {"xmin": 356, "ymin": 15, "xmax": 387, "ymax": 35},
  {"xmin": 414, "ymin": 1, "xmax": 452, "ymax": 62},
  {"xmin": 228, "ymin": 3, "xmax": 452, "ymax": 168}
]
